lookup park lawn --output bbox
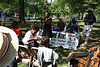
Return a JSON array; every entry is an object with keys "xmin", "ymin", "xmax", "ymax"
[{"xmin": 5, "ymin": 21, "xmax": 100, "ymax": 67}]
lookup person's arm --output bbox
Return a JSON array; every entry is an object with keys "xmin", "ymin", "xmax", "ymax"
[
  {"xmin": 45, "ymin": 18, "xmax": 52, "ymax": 25},
  {"xmin": 84, "ymin": 15, "xmax": 88, "ymax": 22},
  {"xmin": 27, "ymin": 36, "xmax": 39, "ymax": 42},
  {"xmin": 76, "ymin": 23, "xmax": 79, "ymax": 33},
  {"xmin": 17, "ymin": 29, "xmax": 22, "ymax": 37},
  {"xmin": 52, "ymin": 50, "xmax": 59, "ymax": 65},
  {"xmin": 22, "ymin": 31, "xmax": 30, "ymax": 44},
  {"xmin": 92, "ymin": 15, "xmax": 96, "ymax": 23},
  {"xmin": 78, "ymin": 26, "xmax": 80, "ymax": 33},
  {"xmin": 65, "ymin": 23, "xmax": 70, "ymax": 32}
]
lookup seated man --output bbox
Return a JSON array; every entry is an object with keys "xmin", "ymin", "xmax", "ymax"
[
  {"xmin": 57, "ymin": 18, "xmax": 65, "ymax": 31},
  {"xmin": 64, "ymin": 16, "xmax": 79, "ymax": 40},
  {"xmin": 37, "ymin": 36, "xmax": 59, "ymax": 67},
  {"xmin": 22, "ymin": 24, "xmax": 40, "ymax": 47},
  {"xmin": 51, "ymin": 18, "xmax": 65, "ymax": 31},
  {"xmin": 22, "ymin": 25, "xmax": 40, "ymax": 58}
]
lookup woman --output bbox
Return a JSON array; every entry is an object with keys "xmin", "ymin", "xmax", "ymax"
[
  {"xmin": 57, "ymin": 18, "xmax": 65, "ymax": 31},
  {"xmin": 11, "ymin": 21, "xmax": 23, "ymax": 45},
  {"xmin": 42, "ymin": 12, "xmax": 52, "ymax": 38}
]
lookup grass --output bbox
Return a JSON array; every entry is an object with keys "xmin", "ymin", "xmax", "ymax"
[
  {"xmin": 18, "ymin": 63, "xmax": 28, "ymax": 67},
  {"xmin": 5, "ymin": 20, "xmax": 100, "ymax": 67}
]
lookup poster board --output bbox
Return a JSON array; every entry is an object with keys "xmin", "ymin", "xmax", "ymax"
[{"xmin": 37, "ymin": 30, "xmax": 79, "ymax": 50}]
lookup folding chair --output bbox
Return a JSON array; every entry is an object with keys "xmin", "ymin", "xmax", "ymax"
[
  {"xmin": 17, "ymin": 45, "xmax": 38, "ymax": 67},
  {"xmin": 66, "ymin": 47, "xmax": 100, "ymax": 67}
]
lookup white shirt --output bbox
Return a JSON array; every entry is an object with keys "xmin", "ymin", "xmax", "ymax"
[
  {"xmin": 37, "ymin": 47, "xmax": 58, "ymax": 67},
  {"xmin": 22, "ymin": 30, "xmax": 37, "ymax": 44}
]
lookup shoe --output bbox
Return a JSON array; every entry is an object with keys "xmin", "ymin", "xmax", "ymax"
[{"xmin": 85, "ymin": 42, "xmax": 87, "ymax": 44}]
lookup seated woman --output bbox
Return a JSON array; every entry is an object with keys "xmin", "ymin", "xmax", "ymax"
[
  {"xmin": 11, "ymin": 21, "xmax": 23, "ymax": 45},
  {"xmin": 51, "ymin": 18, "xmax": 65, "ymax": 31}
]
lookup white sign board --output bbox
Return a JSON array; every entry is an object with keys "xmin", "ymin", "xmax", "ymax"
[{"xmin": 37, "ymin": 30, "xmax": 79, "ymax": 50}]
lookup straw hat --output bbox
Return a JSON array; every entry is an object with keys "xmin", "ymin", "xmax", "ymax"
[{"xmin": 0, "ymin": 26, "xmax": 19, "ymax": 67}]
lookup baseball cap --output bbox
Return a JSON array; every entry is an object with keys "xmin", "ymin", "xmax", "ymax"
[
  {"xmin": 71, "ymin": 16, "xmax": 75, "ymax": 20},
  {"xmin": 88, "ymin": 8, "xmax": 93, "ymax": 11}
]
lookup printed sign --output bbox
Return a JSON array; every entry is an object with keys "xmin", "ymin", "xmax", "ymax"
[{"xmin": 37, "ymin": 30, "xmax": 79, "ymax": 50}]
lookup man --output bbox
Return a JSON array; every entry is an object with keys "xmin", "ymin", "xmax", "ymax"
[
  {"xmin": 81, "ymin": 8, "xmax": 96, "ymax": 44},
  {"xmin": 64, "ymin": 16, "xmax": 79, "ymax": 40},
  {"xmin": 22, "ymin": 24, "xmax": 40, "ymax": 47}
]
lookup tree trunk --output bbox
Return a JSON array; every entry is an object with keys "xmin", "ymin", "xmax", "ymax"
[
  {"xmin": 78, "ymin": 10, "xmax": 81, "ymax": 20},
  {"xmin": 50, "ymin": 0, "xmax": 52, "ymax": 4},
  {"xmin": 57, "ymin": 13, "xmax": 60, "ymax": 19},
  {"xmin": 19, "ymin": 0, "xmax": 25, "ymax": 23},
  {"xmin": 81, "ymin": 12, "xmax": 84, "ymax": 20},
  {"xmin": 43, "ymin": 2, "xmax": 45, "ymax": 16},
  {"xmin": 46, "ymin": 0, "xmax": 48, "ymax": 10}
]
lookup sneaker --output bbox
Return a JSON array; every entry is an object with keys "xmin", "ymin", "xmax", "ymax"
[{"xmin": 85, "ymin": 42, "xmax": 87, "ymax": 44}]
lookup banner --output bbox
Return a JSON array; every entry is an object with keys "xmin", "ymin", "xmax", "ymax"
[{"xmin": 37, "ymin": 30, "xmax": 79, "ymax": 50}]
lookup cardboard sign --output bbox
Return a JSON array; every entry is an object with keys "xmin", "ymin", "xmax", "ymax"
[{"xmin": 37, "ymin": 30, "xmax": 79, "ymax": 50}]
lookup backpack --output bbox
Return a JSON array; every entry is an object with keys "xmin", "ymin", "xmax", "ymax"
[{"xmin": 67, "ymin": 47, "xmax": 100, "ymax": 67}]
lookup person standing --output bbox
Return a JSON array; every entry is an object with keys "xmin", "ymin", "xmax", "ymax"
[
  {"xmin": 42, "ymin": 12, "xmax": 52, "ymax": 38},
  {"xmin": 81, "ymin": 8, "xmax": 96, "ymax": 44}
]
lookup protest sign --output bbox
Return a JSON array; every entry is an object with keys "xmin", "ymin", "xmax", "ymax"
[{"xmin": 37, "ymin": 30, "xmax": 79, "ymax": 50}]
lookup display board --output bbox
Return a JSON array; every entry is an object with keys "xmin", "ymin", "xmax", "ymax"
[{"xmin": 37, "ymin": 30, "xmax": 79, "ymax": 50}]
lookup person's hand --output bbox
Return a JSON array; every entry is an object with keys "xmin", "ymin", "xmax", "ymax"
[
  {"xmin": 43, "ymin": 17, "xmax": 46, "ymax": 20},
  {"xmin": 84, "ymin": 19, "xmax": 87, "ymax": 22},
  {"xmin": 17, "ymin": 34, "xmax": 20, "ymax": 37},
  {"xmin": 39, "ymin": 40, "xmax": 41, "ymax": 45},
  {"xmin": 41, "ymin": 23, "xmax": 45, "ymax": 26},
  {"xmin": 63, "ymin": 31, "xmax": 66, "ymax": 33},
  {"xmin": 34, "ymin": 36, "xmax": 39, "ymax": 40},
  {"xmin": 28, "ymin": 36, "xmax": 38, "ymax": 42},
  {"xmin": 88, "ymin": 20, "xmax": 92, "ymax": 22},
  {"xmin": 42, "ymin": 23, "xmax": 45, "ymax": 25}
]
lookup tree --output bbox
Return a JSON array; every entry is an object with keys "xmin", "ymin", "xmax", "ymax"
[
  {"xmin": 51, "ymin": 0, "xmax": 99, "ymax": 20},
  {"xmin": 19, "ymin": 0, "xmax": 25, "ymax": 23}
]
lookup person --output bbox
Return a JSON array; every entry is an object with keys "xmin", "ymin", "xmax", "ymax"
[
  {"xmin": 1, "ymin": 12, "xmax": 5, "ymax": 22},
  {"xmin": 0, "ymin": 26, "xmax": 19, "ymax": 67},
  {"xmin": 64, "ymin": 16, "xmax": 79, "ymax": 40},
  {"xmin": 42, "ymin": 12, "xmax": 52, "ymax": 38},
  {"xmin": 0, "ymin": 21, "xmax": 6, "ymax": 26},
  {"xmin": 11, "ymin": 21, "xmax": 23, "ymax": 45},
  {"xmin": 22, "ymin": 24, "xmax": 40, "ymax": 47},
  {"xmin": 12, "ymin": 21, "xmax": 22, "ymax": 36},
  {"xmin": 57, "ymin": 18, "xmax": 65, "ymax": 31},
  {"xmin": 64, "ymin": 21, "xmax": 69, "ymax": 32},
  {"xmin": 81, "ymin": 8, "xmax": 96, "ymax": 44},
  {"xmin": 22, "ymin": 24, "xmax": 40, "ymax": 59},
  {"xmin": 37, "ymin": 36, "xmax": 58, "ymax": 67}
]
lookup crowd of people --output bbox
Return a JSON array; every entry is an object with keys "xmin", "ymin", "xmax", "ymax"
[{"xmin": 0, "ymin": 7, "xmax": 96, "ymax": 67}]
